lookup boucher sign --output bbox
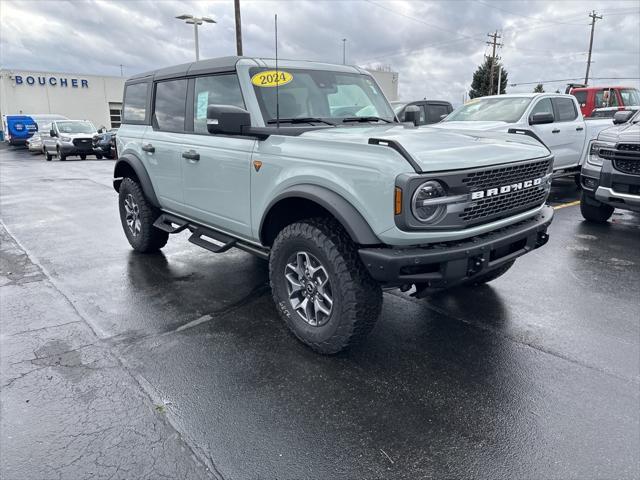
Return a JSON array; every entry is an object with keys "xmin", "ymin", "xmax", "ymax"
[{"xmin": 14, "ymin": 75, "xmax": 89, "ymax": 88}]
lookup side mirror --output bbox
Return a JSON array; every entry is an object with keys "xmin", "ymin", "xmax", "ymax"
[
  {"xmin": 404, "ymin": 105, "xmax": 421, "ymax": 126},
  {"xmin": 613, "ymin": 110, "xmax": 634, "ymax": 125},
  {"xmin": 529, "ymin": 112, "xmax": 555, "ymax": 125},
  {"xmin": 207, "ymin": 104, "xmax": 251, "ymax": 135},
  {"xmin": 49, "ymin": 129, "xmax": 57, "ymax": 137}
]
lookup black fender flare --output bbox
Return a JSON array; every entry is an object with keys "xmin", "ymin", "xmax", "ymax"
[
  {"xmin": 507, "ymin": 128, "xmax": 549, "ymax": 149},
  {"xmin": 260, "ymin": 184, "xmax": 381, "ymax": 245},
  {"xmin": 113, "ymin": 154, "xmax": 160, "ymax": 208}
]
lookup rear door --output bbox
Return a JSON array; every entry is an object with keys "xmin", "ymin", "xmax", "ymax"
[
  {"xmin": 551, "ymin": 97, "xmax": 585, "ymax": 168},
  {"xmin": 142, "ymin": 78, "xmax": 188, "ymax": 211}
]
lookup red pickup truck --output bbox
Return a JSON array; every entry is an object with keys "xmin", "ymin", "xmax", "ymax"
[{"xmin": 567, "ymin": 85, "xmax": 640, "ymax": 117}]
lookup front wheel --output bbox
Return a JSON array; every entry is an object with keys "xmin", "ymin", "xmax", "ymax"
[
  {"xmin": 96, "ymin": 154, "xmax": 103, "ymax": 160},
  {"xmin": 45, "ymin": 148, "xmax": 53, "ymax": 161},
  {"xmin": 57, "ymin": 148, "xmax": 66, "ymax": 161},
  {"xmin": 118, "ymin": 178, "xmax": 169, "ymax": 253},
  {"xmin": 580, "ymin": 191, "xmax": 613, "ymax": 223},
  {"xmin": 80, "ymin": 154, "xmax": 87, "ymax": 160},
  {"xmin": 269, "ymin": 218, "xmax": 382, "ymax": 354}
]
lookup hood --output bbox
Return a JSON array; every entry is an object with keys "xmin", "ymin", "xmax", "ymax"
[
  {"xmin": 597, "ymin": 120, "xmax": 640, "ymax": 144},
  {"xmin": 60, "ymin": 132, "xmax": 95, "ymax": 139},
  {"xmin": 429, "ymin": 120, "xmax": 509, "ymax": 131},
  {"xmin": 300, "ymin": 124, "xmax": 550, "ymax": 172}
]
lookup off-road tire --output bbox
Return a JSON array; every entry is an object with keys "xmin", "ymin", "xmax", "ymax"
[
  {"xmin": 57, "ymin": 147, "xmax": 66, "ymax": 161},
  {"xmin": 270, "ymin": 218, "xmax": 382, "ymax": 354},
  {"xmin": 465, "ymin": 260, "xmax": 515, "ymax": 286},
  {"xmin": 118, "ymin": 177, "xmax": 169, "ymax": 253},
  {"xmin": 580, "ymin": 191, "xmax": 613, "ymax": 223}
]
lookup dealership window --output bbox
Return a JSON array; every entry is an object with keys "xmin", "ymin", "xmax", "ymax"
[
  {"xmin": 109, "ymin": 102, "xmax": 122, "ymax": 128},
  {"xmin": 123, "ymin": 83, "xmax": 148, "ymax": 122},
  {"xmin": 154, "ymin": 79, "xmax": 188, "ymax": 131},
  {"xmin": 193, "ymin": 74, "xmax": 245, "ymax": 133},
  {"xmin": 553, "ymin": 98, "xmax": 578, "ymax": 121}
]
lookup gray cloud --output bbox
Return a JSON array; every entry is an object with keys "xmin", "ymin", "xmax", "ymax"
[{"xmin": 1, "ymin": 0, "xmax": 638, "ymax": 105}]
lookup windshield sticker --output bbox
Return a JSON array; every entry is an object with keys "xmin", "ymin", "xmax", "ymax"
[
  {"xmin": 251, "ymin": 70, "xmax": 293, "ymax": 87},
  {"xmin": 196, "ymin": 91, "xmax": 209, "ymax": 119}
]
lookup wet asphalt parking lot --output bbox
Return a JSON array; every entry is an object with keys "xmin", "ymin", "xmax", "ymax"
[{"xmin": 1, "ymin": 145, "xmax": 639, "ymax": 480}]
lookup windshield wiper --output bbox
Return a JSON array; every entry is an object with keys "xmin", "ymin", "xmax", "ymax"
[
  {"xmin": 341, "ymin": 116, "xmax": 392, "ymax": 124},
  {"xmin": 267, "ymin": 117, "xmax": 336, "ymax": 126}
]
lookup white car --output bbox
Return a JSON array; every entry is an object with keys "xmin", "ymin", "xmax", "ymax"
[
  {"xmin": 433, "ymin": 93, "xmax": 613, "ymax": 178},
  {"xmin": 41, "ymin": 120, "xmax": 98, "ymax": 161}
]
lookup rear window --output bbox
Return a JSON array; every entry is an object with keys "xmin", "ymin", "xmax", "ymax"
[
  {"xmin": 123, "ymin": 83, "xmax": 149, "ymax": 123},
  {"xmin": 553, "ymin": 98, "xmax": 578, "ymax": 121}
]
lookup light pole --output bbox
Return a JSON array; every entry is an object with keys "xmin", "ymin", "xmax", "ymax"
[
  {"xmin": 342, "ymin": 38, "xmax": 347, "ymax": 64},
  {"xmin": 175, "ymin": 14, "xmax": 216, "ymax": 61}
]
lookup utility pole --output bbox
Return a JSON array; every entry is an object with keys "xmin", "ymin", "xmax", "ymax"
[
  {"xmin": 486, "ymin": 31, "xmax": 502, "ymax": 96},
  {"xmin": 584, "ymin": 10, "xmax": 602, "ymax": 85},
  {"xmin": 342, "ymin": 38, "xmax": 347, "ymax": 64},
  {"xmin": 234, "ymin": 0, "xmax": 243, "ymax": 56},
  {"xmin": 119, "ymin": 64, "xmax": 123, "ymax": 77}
]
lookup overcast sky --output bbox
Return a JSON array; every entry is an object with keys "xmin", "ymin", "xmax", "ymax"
[{"xmin": 1, "ymin": 0, "xmax": 639, "ymax": 104}]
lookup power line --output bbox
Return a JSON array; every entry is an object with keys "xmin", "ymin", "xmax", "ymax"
[{"xmin": 510, "ymin": 77, "xmax": 640, "ymax": 87}]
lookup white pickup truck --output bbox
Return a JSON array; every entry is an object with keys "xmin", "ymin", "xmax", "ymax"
[{"xmin": 432, "ymin": 93, "xmax": 613, "ymax": 180}]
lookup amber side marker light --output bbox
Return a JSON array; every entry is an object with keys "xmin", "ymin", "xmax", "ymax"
[{"xmin": 394, "ymin": 187, "xmax": 403, "ymax": 215}]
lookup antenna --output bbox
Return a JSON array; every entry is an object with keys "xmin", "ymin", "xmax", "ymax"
[{"xmin": 274, "ymin": 14, "xmax": 280, "ymax": 129}]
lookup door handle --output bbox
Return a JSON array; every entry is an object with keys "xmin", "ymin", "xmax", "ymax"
[
  {"xmin": 552, "ymin": 129, "xmax": 560, "ymax": 133},
  {"xmin": 141, "ymin": 143, "xmax": 155, "ymax": 153},
  {"xmin": 182, "ymin": 150, "xmax": 200, "ymax": 161},
  {"xmin": 576, "ymin": 127, "xmax": 584, "ymax": 131}
]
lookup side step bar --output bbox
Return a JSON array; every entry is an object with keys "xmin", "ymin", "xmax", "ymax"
[{"xmin": 153, "ymin": 213, "xmax": 270, "ymax": 259}]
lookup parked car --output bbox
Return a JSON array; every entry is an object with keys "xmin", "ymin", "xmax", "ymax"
[
  {"xmin": 580, "ymin": 109, "xmax": 639, "ymax": 222},
  {"xmin": 391, "ymin": 100, "xmax": 453, "ymax": 125},
  {"xmin": 93, "ymin": 128, "xmax": 118, "ymax": 159},
  {"xmin": 42, "ymin": 120, "xmax": 98, "ymax": 161},
  {"xmin": 114, "ymin": 57, "xmax": 554, "ymax": 354},
  {"xmin": 26, "ymin": 132, "xmax": 44, "ymax": 154},
  {"xmin": 568, "ymin": 85, "xmax": 640, "ymax": 117},
  {"xmin": 431, "ymin": 93, "xmax": 613, "ymax": 180},
  {"xmin": 2, "ymin": 115, "xmax": 38, "ymax": 145}
]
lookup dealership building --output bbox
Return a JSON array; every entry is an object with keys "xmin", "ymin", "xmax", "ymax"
[
  {"xmin": 0, "ymin": 69, "xmax": 126, "ymax": 131},
  {"xmin": 0, "ymin": 65, "xmax": 398, "ymax": 136}
]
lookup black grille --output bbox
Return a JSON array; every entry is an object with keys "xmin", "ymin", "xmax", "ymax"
[
  {"xmin": 73, "ymin": 138, "xmax": 92, "ymax": 147},
  {"xmin": 612, "ymin": 143, "xmax": 640, "ymax": 175},
  {"xmin": 460, "ymin": 187, "xmax": 548, "ymax": 222},
  {"xmin": 462, "ymin": 158, "xmax": 552, "ymax": 190}
]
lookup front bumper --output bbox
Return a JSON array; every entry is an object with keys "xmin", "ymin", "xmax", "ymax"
[
  {"xmin": 359, "ymin": 205, "xmax": 553, "ymax": 287},
  {"xmin": 60, "ymin": 142, "xmax": 95, "ymax": 155},
  {"xmin": 581, "ymin": 159, "xmax": 640, "ymax": 212}
]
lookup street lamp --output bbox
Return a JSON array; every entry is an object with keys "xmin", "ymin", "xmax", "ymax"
[{"xmin": 175, "ymin": 14, "xmax": 216, "ymax": 61}]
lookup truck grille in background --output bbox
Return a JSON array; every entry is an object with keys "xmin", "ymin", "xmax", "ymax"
[
  {"xmin": 459, "ymin": 158, "xmax": 552, "ymax": 224},
  {"xmin": 462, "ymin": 158, "xmax": 552, "ymax": 190},
  {"xmin": 613, "ymin": 143, "xmax": 640, "ymax": 175}
]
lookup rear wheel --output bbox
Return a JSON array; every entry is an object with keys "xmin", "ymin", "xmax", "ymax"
[
  {"xmin": 96, "ymin": 154, "xmax": 103, "ymax": 160},
  {"xmin": 80, "ymin": 154, "xmax": 87, "ymax": 160},
  {"xmin": 580, "ymin": 191, "xmax": 613, "ymax": 223},
  {"xmin": 118, "ymin": 178, "xmax": 169, "ymax": 253},
  {"xmin": 269, "ymin": 218, "xmax": 382, "ymax": 354}
]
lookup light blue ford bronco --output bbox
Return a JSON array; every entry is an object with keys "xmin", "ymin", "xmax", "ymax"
[{"xmin": 114, "ymin": 57, "xmax": 554, "ymax": 354}]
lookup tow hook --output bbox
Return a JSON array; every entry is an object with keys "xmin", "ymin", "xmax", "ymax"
[
  {"xmin": 467, "ymin": 255, "xmax": 485, "ymax": 276},
  {"xmin": 536, "ymin": 232, "xmax": 550, "ymax": 247}
]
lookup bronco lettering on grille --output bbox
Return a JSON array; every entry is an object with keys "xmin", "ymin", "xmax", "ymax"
[{"xmin": 471, "ymin": 177, "xmax": 543, "ymax": 200}]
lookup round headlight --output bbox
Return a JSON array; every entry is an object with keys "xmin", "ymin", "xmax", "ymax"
[{"xmin": 412, "ymin": 180, "xmax": 447, "ymax": 223}]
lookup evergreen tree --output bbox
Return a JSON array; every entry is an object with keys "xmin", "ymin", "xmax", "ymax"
[
  {"xmin": 533, "ymin": 84, "xmax": 545, "ymax": 93},
  {"xmin": 469, "ymin": 57, "xmax": 508, "ymax": 99}
]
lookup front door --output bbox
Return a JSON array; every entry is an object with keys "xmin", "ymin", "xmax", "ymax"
[{"xmin": 180, "ymin": 74, "xmax": 255, "ymax": 239}]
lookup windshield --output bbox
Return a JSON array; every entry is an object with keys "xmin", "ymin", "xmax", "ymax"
[
  {"xmin": 620, "ymin": 88, "xmax": 640, "ymax": 106},
  {"xmin": 444, "ymin": 97, "xmax": 532, "ymax": 123},
  {"xmin": 250, "ymin": 68, "xmax": 395, "ymax": 124},
  {"xmin": 56, "ymin": 121, "xmax": 95, "ymax": 134}
]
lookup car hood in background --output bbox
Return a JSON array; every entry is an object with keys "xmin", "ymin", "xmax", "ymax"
[
  {"xmin": 597, "ymin": 121, "xmax": 640, "ymax": 143},
  {"xmin": 429, "ymin": 120, "xmax": 510, "ymax": 131},
  {"xmin": 301, "ymin": 124, "xmax": 551, "ymax": 172}
]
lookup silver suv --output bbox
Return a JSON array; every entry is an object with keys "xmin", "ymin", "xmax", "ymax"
[{"xmin": 114, "ymin": 56, "xmax": 554, "ymax": 354}]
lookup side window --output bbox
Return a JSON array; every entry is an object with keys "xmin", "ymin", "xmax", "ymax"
[
  {"xmin": 573, "ymin": 91, "xmax": 587, "ymax": 106},
  {"xmin": 530, "ymin": 98, "xmax": 553, "ymax": 117},
  {"xmin": 417, "ymin": 105, "xmax": 427, "ymax": 124},
  {"xmin": 553, "ymin": 98, "xmax": 578, "ymax": 122},
  {"xmin": 193, "ymin": 74, "xmax": 245, "ymax": 133},
  {"xmin": 427, "ymin": 104, "xmax": 451, "ymax": 123},
  {"xmin": 123, "ymin": 83, "xmax": 149, "ymax": 123},
  {"xmin": 594, "ymin": 89, "xmax": 618, "ymax": 108},
  {"xmin": 154, "ymin": 79, "xmax": 188, "ymax": 132}
]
